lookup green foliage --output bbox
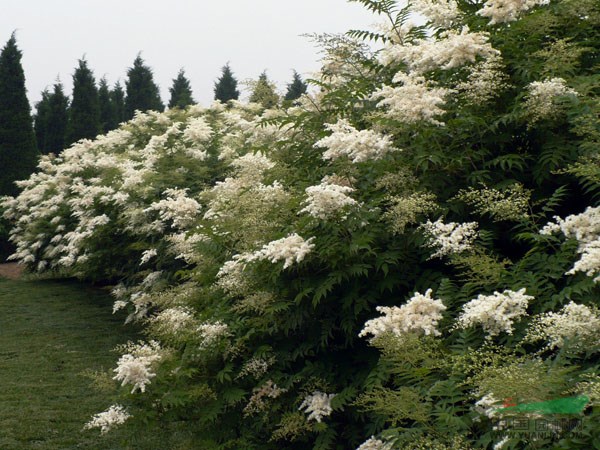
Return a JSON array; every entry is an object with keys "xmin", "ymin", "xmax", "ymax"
[
  {"xmin": 249, "ymin": 71, "xmax": 280, "ymax": 109},
  {"xmin": 4, "ymin": 0, "xmax": 600, "ymax": 448},
  {"xmin": 0, "ymin": 33, "xmax": 39, "ymax": 197},
  {"xmin": 284, "ymin": 70, "xmax": 308, "ymax": 104},
  {"xmin": 111, "ymin": 81, "xmax": 126, "ymax": 125},
  {"xmin": 125, "ymin": 54, "xmax": 164, "ymax": 119},
  {"xmin": 0, "ymin": 277, "xmax": 197, "ymax": 449},
  {"xmin": 34, "ymin": 88, "xmax": 51, "ymax": 152},
  {"xmin": 98, "ymin": 77, "xmax": 117, "ymax": 133},
  {"xmin": 0, "ymin": 205, "xmax": 13, "ymax": 261},
  {"xmin": 66, "ymin": 58, "xmax": 101, "ymax": 145},
  {"xmin": 168, "ymin": 69, "xmax": 195, "ymax": 109},
  {"xmin": 44, "ymin": 82, "xmax": 69, "ymax": 154},
  {"xmin": 214, "ymin": 63, "xmax": 240, "ymax": 103}
]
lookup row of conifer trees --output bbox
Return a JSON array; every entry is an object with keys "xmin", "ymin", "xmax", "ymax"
[
  {"xmin": 0, "ymin": 32, "xmax": 307, "ymax": 259},
  {"xmin": 0, "ymin": 33, "xmax": 308, "ymax": 199},
  {"xmin": 35, "ymin": 58, "xmax": 308, "ymax": 155}
]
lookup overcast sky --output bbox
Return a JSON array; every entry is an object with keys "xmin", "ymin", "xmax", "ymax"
[{"xmin": 0, "ymin": 0, "xmax": 377, "ymax": 109}]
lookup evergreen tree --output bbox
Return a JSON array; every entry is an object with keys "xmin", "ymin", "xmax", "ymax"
[
  {"xmin": 35, "ymin": 82, "xmax": 69, "ymax": 154},
  {"xmin": 98, "ymin": 77, "xmax": 116, "ymax": 133},
  {"xmin": 284, "ymin": 70, "xmax": 307, "ymax": 103},
  {"xmin": 34, "ymin": 89, "xmax": 50, "ymax": 153},
  {"xmin": 168, "ymin": 69, "xmax": 195, "ymax": 109},
  {"xmin": 44, "ymin": 82, "xmax": 69, "ymax": 154},
  {"xmin": 0, "ymin": 33, "xmax": 39, "ymax": 197},
  {"xmin": 125, "ymin": 54, "xmax": 164, "ymax": 119},
  {"xmin": 111, "ymin": 81, "xmax": 126, "ymax": 125},
  {"xmin": 249, "ymin": 71, "xmax": 279, "ymax": 109},
  {"xmin": 66, "ymin": 58, "xmax": 100, "ymax": 145},
  {"xmin": 213, "ymin": 63, "xmax": 240, "ymax": 103}
]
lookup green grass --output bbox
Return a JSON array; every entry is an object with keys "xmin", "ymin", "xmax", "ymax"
[{"xmin": 0, "ymin": 278, "xmax": 197, "ymax": 450}]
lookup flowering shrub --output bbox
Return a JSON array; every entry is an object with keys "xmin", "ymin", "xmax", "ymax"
[
  {"xmin": 83, "ymin": 404, "xmax": 131, "ymax": 434},
  {"xmin": 3, "ymin": 0, "xmax": 600, "ymax": 448},
  {"xmin": 359, "ymin": 289, "xmax": 446, "ymax": 339},
  {"xmin": 299, "ymin": 391, "xmax": 336, "ymax": 423},
  {"xmin": 455, "ymin": 288, "xmax": 533, "ymax": 337}
]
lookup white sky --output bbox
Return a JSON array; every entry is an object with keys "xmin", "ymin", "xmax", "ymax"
[{"xmin": 0, "ymin": 0, "xmax": 377, "ymax": 108}]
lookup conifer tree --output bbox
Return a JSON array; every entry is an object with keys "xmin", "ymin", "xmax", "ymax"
[
  {"xmin": 34, "ymin": 89, "xmax": 50, "ymax": 153},
  {"xmin": 98, "ymin": 77, "xmax": 116, "ymax": 133},
  {"xmin": 34, "ymin": 82, "xmax": 69, "ymax": 154},
  {"xmin": 168, "ymin": 69, "xmax": 195, "ymax": 109},
  {"xmin": 284, "ymin": 70, "xmax": 308, "ymax": 103},
  {"xmin": 213, "ymin": 63, "xmax": 240, "ymax": 103},
  {"xmin": 249, "ymin": 71, "xmax": 279, "ymax": 109},
  {"xmin": 0, "ymin": 33, "xmax": 39, "ymax": 196},
  {"xmin": 44, "ymin": 82, "xmax": 69, "ymax": 154},
  {"xmin": 111, "ymin": 81, "xmax": 126, "ymax": 125},
  {"xmin": 125, "ymin": 54, "xmax": 164, "ymax": 119},
  {"xmin": 66, "ymin": 58, "xmax": 100, "ymax": 145}
]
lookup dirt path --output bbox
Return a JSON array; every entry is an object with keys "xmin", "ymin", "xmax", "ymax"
[{"xmin": 0, "ymin": 263, "xmax": 22, "ymax": 280}]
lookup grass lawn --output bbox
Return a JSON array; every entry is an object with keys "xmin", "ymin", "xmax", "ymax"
[{"xmin": 0, "ymin": 277, "xmax": 196, "ymax": 450}]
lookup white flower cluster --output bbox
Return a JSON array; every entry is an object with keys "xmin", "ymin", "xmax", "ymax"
[
  {"xmin": 300, "ymin": 178, "xmax": 358, "ymax": 220},
  {"xmin": 123, "ymin": 290, "xmax": 153, "ymax": 324},
  {"xmin": 202, "ymin": 178, "xmax": 245, "ymax": 221},
  {"xmin": 410, "ymin": 0, "xmax": 461, "ymax": 29},
  {"xmin": 421, "ymin": 218, "xmax": 478, "ymax": 258},
  {"xmin": 150, "ymin": 307, "xmax": 195, "ymax": 335},
  {"xmin": 140, "ymin": 122, "xmax": 181, "ymax": 162},
  {"xmin": 540, "ymin": 206, "xmax": 600, "ymax": 282},
  {"xmin": 184, "ymin": 147, "xmax": 208, "ymax": 161},
  {"xmin": 198, "ymin": 321, "xmax": 230, "ymax": 348},
  {"xmin": 356, "ymin": 437, "xmax": 393, "ymax": 450},
  {"xmin": 456, "ymin": 55, "xmax": 509, "ymax": 105},
  {"xmin": 202, "ymin": 152, "xmax": 288, "ymax": 233},
  {"xmin": 243, "ymin": 380, "xmax": 287, "ymax": 416},
  {"xmin": 140, "ymin": 248, "xmax": 157, "ymax": 265},
  {"xmin": 566, "ymin": 227, "xmax": 600, "ymax": 272},
  {"xmin": 113, "ymin": 341, "xmax": 162, "ymax": 393},
  {"xmin": 218, "ymin": 233, "xmax": 315, "ymax": 284},
  {"xmin": 525, "ymin": 77, "xmax": 577, "ymax": 123},
  {"xmin": 84, "ymin": 404, "xmax": 131, "ymax": 434},
  {"xmin": 456, "ymin": 288, "xmax": 533, "ymax": 337},
  {"xmin": 237, "ymin": 356, "xmax": 275, "ymax": 379},
  {"xmin": 381, "ymin": 27, "xmax": 499, "ymax": 73},
  {"xmin": 372, "ymin": 73, "xmax": 451, "ymax": 126},
  {"xmin": 222, "ymin": 233, "xmax": 314, "ymax": 275},
  {"xmin": 231, "ymin": 151, "xmax": 275, "ymax": 181},
  {"xmin": 258, "ymin": 233, "xmax": 315, "ymax": 269},
  {"xmin": 112, "ymin": 300, "xmax": 128, "ymax": 314},
  {"xmin": 493, "ymin": 436, "xmax": 511, "ymax": 450},
  {"xmin": 166, "ymin": 232, "xmax": 208, "ymax": 264},
  {"xmin": 527, "ymin": 302, "xmax": 600, "ymax": 351},
  {"xmin": 216, "ymin": 257, "xmax": 252, "ymax": 296},
  {"xmin": 474, "ymin": 393, "xmax": 502, "ymax": 419},
  {"xmin": 359, "ymin": 289, "xmax": 447, "ymax": 340},
  {"xmin": 142, "ymin": 270, "xmax": 163, "ymax": 289},
  {"xmin": 540, "ymin": 206, "xmax": 600, "ymax": 243},
  {"xmin": 298, "ymin": 391, "xmax": 336, "ymax": 423},
  {"xmin": 4, "ymin": 104, "xmax": 263, "ymax": 274},
  {"xmin": 314, "ymin": 119, "xmax": 395, "ymax": 163},
  {"xmin": 182, "ymin": 116, "xmax": 213, "ymax": 144},
  {"xmin": 477, "ymin": 0, "xmax": 549, "ymax": 25},
  {"xmin": 145, "ymin": 188, "xmax": 201, "ymax": 230}
]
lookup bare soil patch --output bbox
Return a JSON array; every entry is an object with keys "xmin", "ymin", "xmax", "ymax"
[{"xmin": 0, "ymin": 263, "xmax": 23, "ymax": 280}]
